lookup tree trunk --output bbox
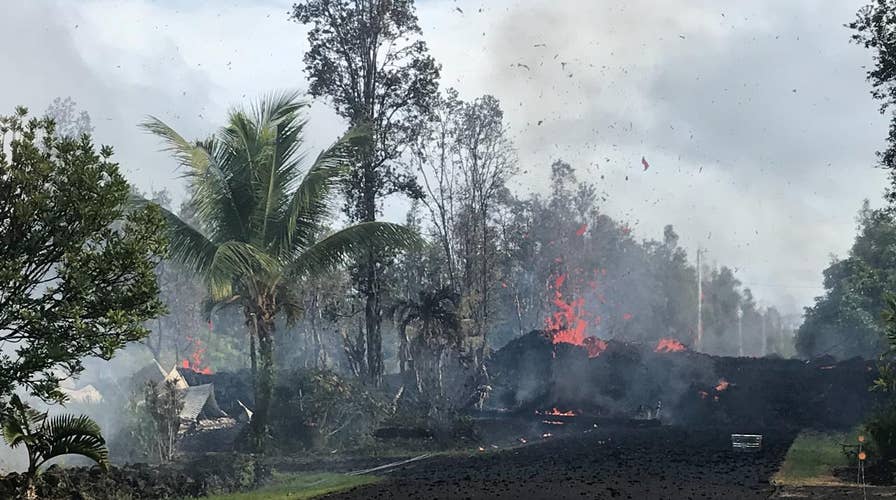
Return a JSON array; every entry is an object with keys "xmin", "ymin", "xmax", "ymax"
[
  {"xmin": 248, "ymin": 316, "xmax": 257, "ymax": 393},
  {"xmin": 364, "ymin": 284, "xmax": 382, "ymax": 386},
  {"xmin": 249, "ymin": 312, "xmax": 275, "ymax": 453}
]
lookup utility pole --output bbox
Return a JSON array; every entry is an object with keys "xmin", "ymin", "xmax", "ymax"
[
  {"xmin": 696, "ymin": 247, "xmax": 703, "ymax": 351},
  {"xmin": 760, "ymin": 307, "xmax": 767, "ymax": 357}
]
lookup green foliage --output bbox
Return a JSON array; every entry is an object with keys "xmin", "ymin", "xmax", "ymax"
[
  {"xmin": 143, "ymin": 92, "xmax": 419, "ymax": 451},
  {"xmin": 850, "ymin": 0, "xmax": 896, "ymax": 204},
  {"xmin": 143, "ymin": 380, "xmax": 185, "ymax": 463},
  {"xmin": 110, "ymin": 380, "xmax": 186, "ymax": 463},
  {"xmin": 292, "ymin": 0, "xmax": 440, "ymax": 386},
  {"xmin": 866, "ymin": 404, "xmax": 896, "ymax": 463},
  {"xmin": 270, "ymin": 369, "xmax": 388, "ymax": 452},
  {"xmin": 1, "ymin": 394, "xmax": 109, "ymax": 480},
  {"xmin": 0, "ymin": 106, "xmax": 167, "ymax": 405},
  {"xmin": 796, "ymin": 203, "xmax": 896, "ymax": 359},
  {"xmin": 391, "ymin": 288, "xmax": 464, "ymax": 409},
  {"xmin": 863, "ymin": 274, "xmax": 896, "ymax": 463}
]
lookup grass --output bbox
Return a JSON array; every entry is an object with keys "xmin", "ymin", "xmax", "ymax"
[
  {"xmin": 774, "ymin": 430, "xmax": 857, "ymax": 485},
  {"xmin": 202, "ymin": 472, "xmax": 380, "ymax": 500}
]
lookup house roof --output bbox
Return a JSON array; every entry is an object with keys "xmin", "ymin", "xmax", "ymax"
[
  {"xmin": 130, "ymin": 360, "xmax": 167, "ymax": 388},
  {"xmin": 60, "ymin": 384, "xmax": 103, "ymax": 404},
  {"xmin": 165, "ymin": 366, "xmax": 189, "ymax": 390},
  {"xmin": 179, "ymin": 384, "xmax": 227, "ymax": 421}
]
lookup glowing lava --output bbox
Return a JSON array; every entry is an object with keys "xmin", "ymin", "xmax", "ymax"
[
  {"xmin": 715, "ymin": 379, "xmax": 730, "ymax": 392},
  {"xmin": 545, "ymin": 273, "xmax": 607, "ymax": 358},
  {"xmin": 655, "ymin": 338, "xmax": 686, "ymax": 353},
  {"xmin": 538, "ymin": 407, "xmax": 577, "ymax": 417},
  {"xmin": 182, "ymin": 335, "xmax": 213, "ymax": 374}
]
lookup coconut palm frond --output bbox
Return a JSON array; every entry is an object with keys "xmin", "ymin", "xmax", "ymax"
[
  {"xmin": 140, "ymin": 117, "xmax": 212, "ymax": 172},
  {"xmin": 248, "ymin": 93, "xmax": 309, "ymax": 248},
  {"xmin": 286, "ymin": 222, "xmax": 421, "ymax": 279},
  {"xmin": 205, "ymin": 240, "xmax": 279, "ymax": 301},
  {"xmin": 272, "ymin": 127, "xmax": 363, "ymax": 256},
  {"xmin": 142, "ymin": 117, "xmax": 248, "ymax": 242}
]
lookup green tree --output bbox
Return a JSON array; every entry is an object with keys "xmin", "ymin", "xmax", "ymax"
[
  {"xmin": 391, "ymin": 287, "xmax": 462, "ymax": 410},
  {"xmin": 1, "ymin": 395, "xmax": 109, "ymax": 500},
  {"xmin": 851, "ymin": 1, "xmax": 896, "ymax": 204},
  {"xmin": 292, "ymin": 0, "xmax": 441, "ymax": 386},
  {"xmin": 796, "ymin": 203, "xmax": 896, "ymax": 359},
  {"xmin": 0, "ymin": 106, "xmax": 166, "ymax": 405},
  {"xmin": 142, "ymin": 92, "xmax": 419, "ymax": 451}
]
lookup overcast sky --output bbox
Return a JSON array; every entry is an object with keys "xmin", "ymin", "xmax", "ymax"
[{"xmin": 1, "ymin": 0, "xmax": 889, "ymax": 316}]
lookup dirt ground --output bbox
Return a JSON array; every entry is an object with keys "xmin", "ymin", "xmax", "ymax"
[{"xmin": 321, "ymin": 425, "xmax": 798, "ymax": 499}]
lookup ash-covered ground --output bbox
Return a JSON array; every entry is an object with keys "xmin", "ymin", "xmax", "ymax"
[
  {"xmin": 318, "ymin": 333, "xmax": 878, "ymax": 499},
  {"xmin": 322, "ymin": 424, "xmax": 794, "ymax": 499}
]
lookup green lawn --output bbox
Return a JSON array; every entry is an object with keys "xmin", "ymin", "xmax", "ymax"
[
  {"xmin": 202, "ymin": 472, "xmax": 380, "ymax": 500},
  {"xmin": 774, "ymin": 430, "xmax": 856, "ymax": 485}
]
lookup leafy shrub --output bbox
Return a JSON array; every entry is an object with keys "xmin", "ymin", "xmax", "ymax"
[
  {"xmin": 110, "ymin": 381, "xmax": 184, "ymax": 463},
  {"xmin": 269, "ymin": 369, "xmax": 388, "ymax": 452},
  {"xmin": 866, "ymin": 404, "xmax": 896, "ymax": 463}
]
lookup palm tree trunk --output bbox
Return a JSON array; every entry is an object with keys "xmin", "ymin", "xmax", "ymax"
[
  {"xmin": 249, "ymin": 311, "xmax": 275, "ymax": 452},
  {"xmin": 247, "ymin": 312, "xmax": 258, "ymax": 393}
]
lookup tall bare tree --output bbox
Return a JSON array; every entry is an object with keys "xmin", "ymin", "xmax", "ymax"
[
  {"xmin": 411, "ymin": 90, "xmax": 517, "ymax": 377},
  {"xmin": 292, "ymin": 0, "xmax": 440, "ymax": 385}
]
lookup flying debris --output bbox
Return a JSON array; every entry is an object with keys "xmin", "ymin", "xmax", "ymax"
[
  {"xmin": 454, "ymin": 7, "xmax": 463, "ymax": 14},
  {"xmin": 534, "ymin": 43, "xmax": 547, "ymax": 48},
  {"xmin": 514, "ymin": 63, "xmax": 531, "ymax": 71},
  {"xmin": 642, "ymin": 156, "xmax": 650, "ymax": 171}
]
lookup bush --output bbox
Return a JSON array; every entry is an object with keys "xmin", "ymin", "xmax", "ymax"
[
  {"xmin": 866, "ymin": 404, "xmax": 896, "ymax": 463},
  {"xmin": 0, "ymin": 453, "xmax": 269, "ymax": 499},
  {"xmin": 109, "ymin": 381, "xmax": 184, "ymax": 463},
  {"xmin": 269, "ymin": 369, "xmax": 388, "ymax": 452}
]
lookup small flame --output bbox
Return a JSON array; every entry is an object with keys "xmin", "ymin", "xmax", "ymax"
[
  {"xmin": 575, "ymin": 224, "xmax": 588, "ymax": 236},
  {"xmin": 655, "ymin": 338, "xmax": 686, "ymax": 353},
  {"xmin": 538, "ymin": 407, "xmax": 576, "ymax": 417},
  {"xmin": 715, "ymin": 379, "xmax": 730, "ymax": 392}
]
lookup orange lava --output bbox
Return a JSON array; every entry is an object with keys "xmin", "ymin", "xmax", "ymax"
[
  {"xmin": 715, "ymin": 379, "xmax": 730, "ymax": 392},
  {"xmin": 182, "ymin": 335, "xmax": 213, "ymax": 374},
  {"xmin": 655, "ymin": 338, "xmax": 686, "ymax": 353},
  {"xmin": 545, "ymin": 273, "xmax": 607, "ymax": 358},
  {"xmin": 540, "ymin": 407, "xmax": 577, "ymax": 417}
]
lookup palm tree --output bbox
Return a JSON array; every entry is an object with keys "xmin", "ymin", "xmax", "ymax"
[
  {"xmin": 141, "ymin": 92, "xmax": 420, "ymax": 451},
  {"xmin": 1, "ymin": 395, "xmax": 109, "ymax": 500},
  {"xmin": 391, "ymin": 288, "xmax": 461, "ymax": 403}
]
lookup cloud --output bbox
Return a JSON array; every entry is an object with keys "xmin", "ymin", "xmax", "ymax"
[
  {"xmin": 1, "ymin": 0, "xmax": 888, "ymax": 314},
  {"xmin": 416, "ymin": 0, "xmax": 889, "ymax": 313}
]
